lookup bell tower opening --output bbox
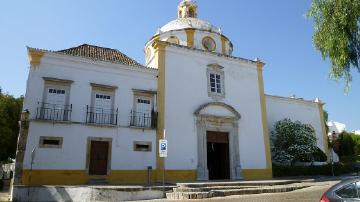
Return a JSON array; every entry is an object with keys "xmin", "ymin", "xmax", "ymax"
[{"xmin": 178, "ymin": 0, "xmax": 198, "ymax": 18}]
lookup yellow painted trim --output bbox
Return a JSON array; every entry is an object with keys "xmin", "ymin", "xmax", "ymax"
[
  {"xmin": 22, "ymin": 170, "xmax": 88, "ymax": 185},
  {"xmin": 185, "ymin": 28, "xmax": 195, "ymax": 48},
  {"xmin": 242, "ymin": 169, "xmax": 273, "ymax": 180},
  {"xmin": 152, "ymin": 40, "xmax": 167, "ymax": 181},
  {"xmin": 164, "ymin": 170, "xmax": 197, "ymax": 182},
  {"xmin": 22, "ymin": 169, "xmax": 196, "ymax": 185},
  {"xmin": 221, "ymin": 36, "xmax": 227, "ymax": 55},
  {"xmin": 256, "ymin": 60, "xmax": 273, "ymax": 177},
  {"xmin": 28, "ymin": 48, "xmax": 45, "ymax": 67},
  {"xmin": 318, "ymin": 103, "xmax": 330, "ymax": 159}
]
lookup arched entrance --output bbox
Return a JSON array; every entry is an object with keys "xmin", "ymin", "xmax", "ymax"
[{"xmin": 194, "ymin": 102, "xmax": 243, "ymax": 180}]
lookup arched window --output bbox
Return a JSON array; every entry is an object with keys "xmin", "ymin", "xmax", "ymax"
[
  {"xmin": 167, "ymin": 36, "xmax": 180, "ymax": 45},
  {"xmin": 188, "ymin": 8, "xmax": 194, "ymax": 17}
]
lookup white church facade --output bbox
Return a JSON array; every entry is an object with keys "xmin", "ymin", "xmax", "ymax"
[{"xmin": 15, "ymin": 0, "xmax": 328, "ymax": 185}]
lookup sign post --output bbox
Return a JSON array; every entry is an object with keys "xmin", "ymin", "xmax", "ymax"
[{"xmin": 159, "ymin": 129, "xmax": 167, "ymax": 197}]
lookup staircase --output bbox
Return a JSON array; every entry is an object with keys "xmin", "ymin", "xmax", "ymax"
[{"xmin": 166, "ymin": 180, "xmax": 310, "ymax": 200}]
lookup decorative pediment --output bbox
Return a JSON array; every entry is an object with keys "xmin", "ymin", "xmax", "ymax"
[
  {"xmin": 207, "ymin": 63, "xmax": 224, "ymax": 70},
  {"xmin": 194, "ymin": 102, "xmax": 241, "ymax": 120}
]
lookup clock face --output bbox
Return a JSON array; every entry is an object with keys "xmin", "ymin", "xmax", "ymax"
[{"xmin": 202, "ymin": 37, "xmax": 216, "ymax": 51}]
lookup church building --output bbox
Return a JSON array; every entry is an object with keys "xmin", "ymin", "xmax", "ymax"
[{"xmin": 14, "ymin": 0, "xmax": 328, "ymax": 185}]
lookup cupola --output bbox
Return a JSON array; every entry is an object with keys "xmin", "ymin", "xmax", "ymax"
[
  {"xmin": 178, "ymin": 0, "xmax": 198, "ymax": 18},
  {"xmin": 145, "ymin": 0, "xmax": 234, "ymax": 67}
]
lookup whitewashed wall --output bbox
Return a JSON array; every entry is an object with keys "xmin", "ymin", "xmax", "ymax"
[
  {"xmin": 265, "ymin": 95, "xmax": 326, "ymax": 152},
  {"xmin": 23, "ymin": 53, "xmax": 157, "ymax": 170},
  {"xmin": 23, "ymin": 122, "xmax": 156, "ymax": 170},
  {"xmin": 163, "ymin": 45, "xmax": 268, "ymax": 170}
]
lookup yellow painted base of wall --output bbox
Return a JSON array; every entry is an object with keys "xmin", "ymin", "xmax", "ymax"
[
  {"xmin": 22, "ymin": 169, "xmax": 196, "ymax": 186},
  {"xmin": 242, "ymin": 169, "xmax": 273, "ymax": 180},
  {"xmin": 162, "ymin": 170, "xmax": 197, "ymax": 182},
  {"xmin": 22, "ymin": 169, "xmax": 272, "ymax": 185},
  {"xmin": 22, "ymin": 170, "xmax": 88, "ymax": 185}
]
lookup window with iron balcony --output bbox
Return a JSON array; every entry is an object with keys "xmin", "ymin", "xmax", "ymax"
[
  {"xmin": 130, "ymin": 90, "xmax": 157, "ymax": 129},
  {"xmin": 36, "ymin": 77, "xmax": 73, "ymax": 122},
  {"xmin": 86, "ymin": 83, "xmax": 118, "ymax": 126}
]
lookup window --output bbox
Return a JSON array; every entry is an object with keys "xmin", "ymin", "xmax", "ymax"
[
  {"xmin": 188, "ymin": 8, "xmax": 194, "ymax": 17},
  {"xmin": 134, "ymin": 141, "xmax": 152, "ymax": 152},
  {"xmin": 88, "ymin": 83, "xmax": 118, "ymax": 125},
  {"xmin": 39, "ymin": 136, "xmax": 63, "ymax": 148},
  {"xmin": 209, "ymin": 73, "xmax": 222, "ymax": 93},
  {"xmin": 145, "ymin": 48, "xmax": 151, "ymax": 61},
  {"xmin": 131, "ymin": 96, "xmax": 153, "ymax": 128},
  {"xmin": 38, "ymin": 77, "xmax": 73, "ymax": 121},
  {"xmin": 207, "ymin": 64, "xmax": 225, "ymax": 99},
  {"xmin": 336, "ymin": 183, "xmax": 358, "ymax": 198},
  {"xmin": 167, "ymin": 36, "xmax": 179, "ymax": 45}
]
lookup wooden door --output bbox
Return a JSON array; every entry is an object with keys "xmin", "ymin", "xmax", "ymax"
[
  {"xmin": 89, "ymin": 141, "xmax": 109, "ymax": 175},
  {"xmin": 207, "ymin": 131, "xmax": 230, "ymax": 180}
]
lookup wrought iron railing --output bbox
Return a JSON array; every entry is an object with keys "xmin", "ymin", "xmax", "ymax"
[
  {"xmin": 86, "ymin": 105, "xmax": 118, "ymax": 125},
  {"xmin": 130, "ymin": 110, "xmax": 157, "ymax": 129},
  {"xmin": 36, "ymin": 102, "xmax": 72, "ymax": 121}
]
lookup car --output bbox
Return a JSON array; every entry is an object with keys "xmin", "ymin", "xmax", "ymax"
[{"xmin": 320, "ymin": 177, "xmax": 360, "ymax": 202}]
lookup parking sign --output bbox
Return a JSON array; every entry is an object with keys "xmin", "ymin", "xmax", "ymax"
[{"xmin": 159, "ymin": 139, "xmax": 167, "ymax": 157}]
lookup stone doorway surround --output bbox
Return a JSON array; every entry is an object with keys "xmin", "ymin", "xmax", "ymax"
[
  {"xmin": 86, "ymin": 137, "xmax": 112, "ymax": 176},
  {"xmin": 194, "ymin": 102, "xmax": 243, "ymax": 180}
]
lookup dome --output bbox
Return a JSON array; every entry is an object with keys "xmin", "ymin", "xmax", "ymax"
[
  {"xmin": 156, "ymin": 17, "xmax": 221, "ymax": 35},
  {"xmin": 144, "ymin": 0, "xmax": 234, "ymax": 67}
]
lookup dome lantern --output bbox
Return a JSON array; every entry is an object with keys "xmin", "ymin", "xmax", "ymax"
[{"xmin": 178, "ymin": 0, "xmax": 198, "ymax": 18}]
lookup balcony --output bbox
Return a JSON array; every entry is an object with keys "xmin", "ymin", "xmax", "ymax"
[
  {"xmin": 36, "ymin": 102, "xmax": 72, "ymax": 122},
  {"xmin": 86, "ymin": 106, "xmax": 118, "ymax": 126},
  {"xmin": 130, "ymin": 110, "xmax": 157, "ymax": 129}
]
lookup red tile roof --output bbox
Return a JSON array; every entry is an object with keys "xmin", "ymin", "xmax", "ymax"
[{"xmin": 57, "ymin": 44, "xmax": 143, "ymax": 67}]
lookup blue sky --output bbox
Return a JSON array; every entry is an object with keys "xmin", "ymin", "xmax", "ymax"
[{"xmin": 0, "ymin": 0, "xmax": 359, "ymax": 130}]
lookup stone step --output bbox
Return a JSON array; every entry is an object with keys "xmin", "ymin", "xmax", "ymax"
[
  {"xmin": 176, "ymin": 180, "xmax": 302, "ymax": 188},
  {"xmin": 173, "ymin": 185, "xmax": 258, "ymax": 192},
  {"xmin": 87, "ymin": 178, "xmax": 108, "ymax": 185},
  {"xmin": 210, "ymin": 185, "xmax": 310, "ymax": 197},
  {"xmin": 166, "ymin": 185, "xmax": 309, "ymax": 200}
]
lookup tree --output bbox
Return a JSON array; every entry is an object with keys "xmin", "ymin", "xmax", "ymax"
[
  {"xmin": 308, "ymin": 0, "xmax": 360, "ymax": 91},
  {"xmin": 270, "ymin": 118, "xmax": 324, "ymax": 164},
  {"xmin": 0, "ymin": 88, "xmax": 23, "ymax": 163}
]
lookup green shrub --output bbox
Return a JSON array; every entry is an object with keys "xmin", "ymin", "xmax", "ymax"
[
  {"xmin": 0, "ymin": 179, "xmax": 3, "ymax": 190},
  {"xmin": 338, "ymin": 132, "xmax": 360, "ymax": 156},
  {"xmin": 271, "ymin": 118, "xmax": 325, "ymax": 163},
  {"xmin": 273, "ymin": 163, "xmax": 354, "ymax": 177}
]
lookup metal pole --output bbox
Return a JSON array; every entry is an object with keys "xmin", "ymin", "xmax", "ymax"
[
  {"xmin": 331, "ymin": 148, "xmax": 334, "ymax": 176},
  {"xmin": 162, "ymin": 129, "xmax": 166, "ymax": 198},
  {"xmin": 28, "ymin": 147, "xmax": 36, "ymax": 201}
]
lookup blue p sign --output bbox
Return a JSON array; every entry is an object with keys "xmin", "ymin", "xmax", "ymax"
[{"xmin": 159, "ymin": 139, "xmax": 168, "ymax": 157}]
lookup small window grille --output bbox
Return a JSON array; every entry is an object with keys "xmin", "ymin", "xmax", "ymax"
[
  {"xmin": 39, "ymin": 136, "xmax": 63, "ymax": 148},
  {"xmin": 133, "ymin": 141, "xmax": 152, "ymax": 152}
]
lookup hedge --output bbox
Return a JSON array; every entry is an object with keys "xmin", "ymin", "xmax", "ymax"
[{"xmin": 273, "ymin": 163, "xmax": 355, "ymax": 177}]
